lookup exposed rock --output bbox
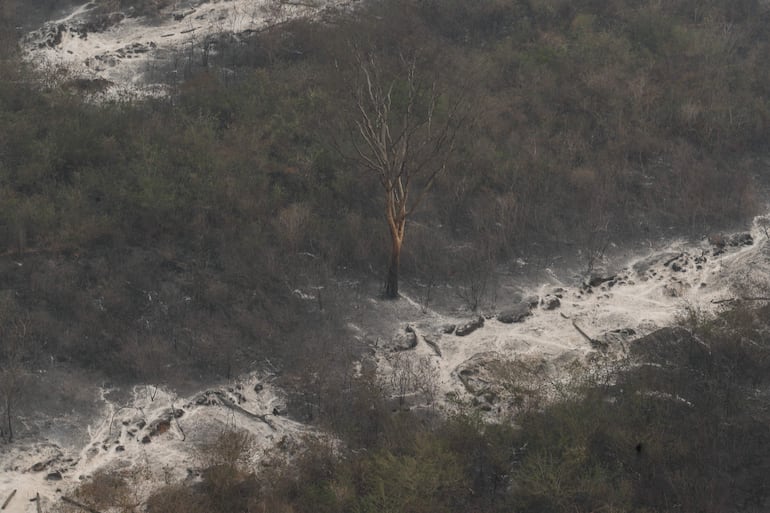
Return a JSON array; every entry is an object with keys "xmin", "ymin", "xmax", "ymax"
[
  {"xmin": 31, "ymin": 459, "xmax": 53, "ymax": 472},
  {"xmin": 115, "ymin": 445, "xmax": 125, "ymax": 452},
  {"xmin": 141, "ymin": 435, "xmax": 151, "ymax": 444},
  {"xmin": 456, "ymin": 352, "xmax": 502, "ymax": 395},
  {"xmin": 542, "ymin": 295, "xmax": 561, "ymax": 310},
  {"xmin": 147, "ymin": 408, "xmax": 184, "ymax": 437},
  {"xmin": 441, "ymin": 324, "xmax": 456, "ymax": 334},
  {"xmin": 598, "ymin": 328, "xmax": 637, "ymax": 348},
  {"xmin": 455, "ymin": 352, "xmax": 546, "ymax": 414},
  {"xmin": 709, "ymin": 232, "xmax": 753, "ymax": 254},
  {"xmin": 664, "ymin": 282, "xmax": 687, "ymax": 297},
  {"xmin": 46, "ymin": 471, "xmax": 63, "ymax": 481},
  {"xmin": 496, "ymin": 303, "xmax": 531, "ymax": 323},
  {"xmin": 663, "ymin": 253, "xmax": 683, "ymax": 267},
  {"xmin": 388, "ymin": 326, "xmax": 418, "ymax": 351},
  {"xmin": 632, "ymin": 252, "xmax": 681, "ymax": 275},
  {"xmin": 456, "ymin": 316, "xmax": 485, "ymax": 336},
  {"xmin": 148, "ymin": 419, "xmax": 171, "ymax": 436},
  {"xmin": 194, "ymin": 393, "xmax": 211, "ymax": 405},
  {"xmin": 193, "ymin": 389, "xmax": 249, "ymax": 407},
  {"xmin": 587, "ymin": 272, "xmax": 616, "ymax": 287},
  {"xmin": 708, "ymin": 233, "xmax": 727, "ymax": 248},
  {"xmin": 173, "ymin": 10, "xmax": 195, "ymax": 21},
  {"xmin": 727, "ymin": 232, "xmax": 753, "ymax": 247},
  {"xmin": 523, "ymin": 295, "xmax": 540, "ymax": 307}
]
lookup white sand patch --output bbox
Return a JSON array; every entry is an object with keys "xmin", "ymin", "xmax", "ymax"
[
  {"xmin": 0, "ymin": 371, "xmax": 310, "ymax": 512},
  {"xmin": 22, "ymin": 0, "xmax": 355, "ymax": 99}
]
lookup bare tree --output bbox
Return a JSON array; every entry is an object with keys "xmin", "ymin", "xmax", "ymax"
[
  {"xmin": 339, "ymin": 49, "xmax": 466, "ymax": 298},
  {"xmin": 387, "ymin": 352, "xmax": 439, "ymax": 407},
  {"xmin": 455, "ymin": 244, "xmax": 495, "ymax": 312}
]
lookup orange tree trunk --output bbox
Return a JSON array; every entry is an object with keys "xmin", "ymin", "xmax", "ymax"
[{"xmin": 384, "ymin": 234, "xmax": 402, "ymax": 299}]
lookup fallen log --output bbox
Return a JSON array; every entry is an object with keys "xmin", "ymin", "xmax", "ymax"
[
  {"xmin": 663, "ymin": 253, "xmax": 682, "ymax": 267},
  {"xmin": 712, "ymin": 296, "xmax": 770, "ymax": 304},
  {"xmin": 1, "ymin": 489, "xmax": 16, "ymax": 510},
  {"xmin": 572, "ymin": 320, "xmax": 607, "ymax": 350},
  {"xmin": 571, "ymin": 320, "xmax": 593, "ymax": 344},
  {"xmin": 171, "ymin": 402, "xmax": 186, "ymax": 441},
  {"xmin": 423, "ymin": 336, "xmax": 442, "ymax": 357},
  {"xmin": 217, "ymin": 396, "xmax": 276, "ymax": 431}
]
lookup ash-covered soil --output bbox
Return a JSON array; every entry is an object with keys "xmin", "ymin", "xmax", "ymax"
[
  {"xmin": 1, "ymin": 215, "xmax": 768, "ymax": 511},
  {"xmin": 0, "ymin": 369, "xmax": 309, "ymax": 512},
  {"xmin": 21, "ymin": 0, "xmax": 355, "ymax": 99},
  {"xmin": 316, "ymin": 215, "xmax": 770, "ymax": 420}
]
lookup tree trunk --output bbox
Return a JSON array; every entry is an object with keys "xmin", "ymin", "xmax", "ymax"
[
  {"xmin": 5, "ymin": 396, "xmax": 12, "ymax": 443},
  {"xmin": 384, "ymin": 236, "xmax": 402, "ymax": 299}
]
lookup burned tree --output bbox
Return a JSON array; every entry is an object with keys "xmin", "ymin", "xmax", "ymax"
[{"xmin": 340, "ymin": 50, "xmax": 465, "ymax": 299}]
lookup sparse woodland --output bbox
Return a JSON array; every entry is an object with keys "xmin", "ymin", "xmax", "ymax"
[{"xmin": 3, "ymin": 0, "xmax": 770, "ymax": 511}]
